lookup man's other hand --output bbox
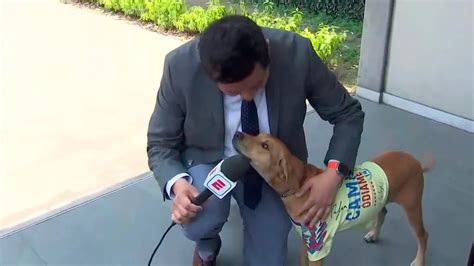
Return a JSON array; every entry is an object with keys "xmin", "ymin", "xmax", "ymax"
[{"xmin": 295, "ymin": 168, "xmax": 342, "ymax": 226}]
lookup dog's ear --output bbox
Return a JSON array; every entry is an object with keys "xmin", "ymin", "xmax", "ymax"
[{"xmin": 278, "ymin": 156, "xmax": 289, "ymax": 183}]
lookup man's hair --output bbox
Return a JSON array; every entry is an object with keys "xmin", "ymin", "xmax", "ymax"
[{"xmin": 198, "ymin": 15, "xmax": 270, "ymax": 83}]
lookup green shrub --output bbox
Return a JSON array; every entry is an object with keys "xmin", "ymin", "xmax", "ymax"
[
  {"xmin": 174, "ymin": 6, "xmax": 207, "ymax": 32},
  {"xmin": 247, "ymin": 0, "xmax": 365, "ymax": 20},
  {"xmin": 298, "ymin": 26, "xmax": 346, "ymax": 65},
  {"xmin": 250, "ymin": 9, "xmax": 303, "ymax": 32},
  {"xmin": 141, "ymin": 0, "xmax": 186, "ymax": 29},
  {"xmin": 206, "ymin": 1, "xmax": 227, "ymax": 22},
  {"xmin": 89, "ymin": 0, "xmax": 348, "ymax": 65},
  {"xmin": 240, "ymin": 1, "xmax": 345, "ymax": 64},
  {"xmin": 243, "ymin": 1, "xmax": 301, "ymax": 33},
  {"xmin": 99, "ymin": 0, "xmax": 121, "ymax": 11},
  {"xmin": 174, "ymin": 0, "xmax": 229, "ymax": 33},
  {"xmin": 118, "ymin": 0, "xmax": 146, "ymax": 16}
]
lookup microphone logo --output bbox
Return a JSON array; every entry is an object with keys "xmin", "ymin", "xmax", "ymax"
[
  {"xmin": 204, "ymin": 161, "xmax": 237, "ymax": 199},
  {"xmin": 211, "ymin": 179, "xmax": 226, "ymax": 190},
  {"xmin": 206, "ymin": 174, "xmax": 232, "ymax": 198}
]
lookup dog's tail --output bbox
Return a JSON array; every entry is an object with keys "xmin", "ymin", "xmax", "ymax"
[{"xmin": 421, "ymin": 153, "xmax": 435, "ymax": 173}]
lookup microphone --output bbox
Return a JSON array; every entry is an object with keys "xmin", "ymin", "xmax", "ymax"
[
  {"xmin": 148, "ymin": 154, "xmax": 250, "ymax": 266},
  {"xmin": 191, "ymin": 154, "xmax": 250, "ymax": 205}
]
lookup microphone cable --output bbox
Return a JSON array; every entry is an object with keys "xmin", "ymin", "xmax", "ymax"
[
  {"xmin": 147, "ymin": 155, "xmax": 249, "ymax": 265},
  {"xmin": 148, "ymin": 221, "xmax": 176, "ymax": 266}
]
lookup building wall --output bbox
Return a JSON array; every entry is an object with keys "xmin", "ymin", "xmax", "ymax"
[
  {"xmin": 386, "ymin": 0, "xmax": 473, "ymax": 120},
  {"xmin": 357, "ymin": 0, "xmax": 393, "ymax": 96}
]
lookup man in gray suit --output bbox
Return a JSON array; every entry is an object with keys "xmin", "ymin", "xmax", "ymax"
[{"xmin": 147, "ymin": 15, "xmax": 364, "ymax": 266}]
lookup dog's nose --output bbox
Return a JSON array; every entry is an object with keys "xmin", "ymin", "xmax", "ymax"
[{"xmin": 234, "ymin": 132, "xmax": 243, "ymax": 140}]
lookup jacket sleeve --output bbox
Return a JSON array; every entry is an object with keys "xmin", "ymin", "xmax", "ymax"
[
  {"xmin": 304, "ymin": 39, "xmax": 365, "ymax": 171},
  {"xmin": 147, "ymin": 54, "xmax": 188, "ymax": 199}
]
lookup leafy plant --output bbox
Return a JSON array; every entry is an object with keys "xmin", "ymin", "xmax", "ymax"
[
  {"xmin": 206, "ymin": 1, "xmax": 227, "ymax": 22},
  {"xmin": 174, "ymin": 6, "xmax": 207, "ymax": 32},
  {"xmin": 298, "ymin": 26, "xmax": 346, "ymax": 65},
  {"xmin": 246, "ymin": 2, "xmax": 302, "ymax": 32},
  {"xmin": 141, "ymin": 0, "xmax": 186, "ymax": 29},
  {"xmin": 247, "ymin": 0, "xmax": 365, "ymax": 20},
  {"xmin": 240, "ymin": 0, "xmax": 249, "ymax": 17},
  {"xmin": 118, "ymin": 0, "xmax": 146, "ymax": 16},
  {"xmin": 99, "ymin": 0, "xmax": 121, "ymax": 11},
  {"xmin": 174, "ymin": 0, "xmax": 228, "ymax": 33},
  {"xmin": 88, "ymin": 0, "xmax": 350, "ymax": 67},
  {"xmin": 285, "ymin": 9, "xmax": 303, "ymax": 32}
]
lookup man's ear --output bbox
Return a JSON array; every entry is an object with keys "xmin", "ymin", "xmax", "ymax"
[{"xmin": 278, "ymin": 156, "xmax": 289, "ymax": 183}]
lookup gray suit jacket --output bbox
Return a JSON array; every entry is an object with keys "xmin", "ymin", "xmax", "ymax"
[{"xmin": 147, "ymin": 28, "xmax": 364, "ymax": 200}]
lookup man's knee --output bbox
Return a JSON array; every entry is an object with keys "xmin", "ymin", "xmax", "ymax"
[
  {"xmin": 180, "ymin": 196, "xmax": 230, "ymax": 241},
  {"xmin": 181, "ymin": 219, "xmax": 226, "ymax": 241}
]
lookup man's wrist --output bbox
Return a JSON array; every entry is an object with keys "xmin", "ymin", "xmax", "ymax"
[
  {"xmin": 172, "ymin": 177, "xmax": 191, "ymax": 195},
  {"xmin": 327, "ymin": 159, "xmax": 350, "ymax": 179},
  {"xmin": 325, "ymin": 167, "xmax": 344, "ymax": 186},
  {"xmin": 166, "ymin": 173, "xmax": 193, "ymax": 199}
]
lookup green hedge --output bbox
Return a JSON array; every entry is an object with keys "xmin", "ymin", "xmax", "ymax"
[
  {"xmin": 89, "ymin": 0, "xmax": 347, "ymax": 65},
  {"xmin": 246, "ymin": 0, "xmax": 365, "ymax": 20}
]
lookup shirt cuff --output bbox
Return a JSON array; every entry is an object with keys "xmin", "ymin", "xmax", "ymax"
[{"xmin": 165, "ymin": 173, "xmax": 193, "ymax": 199}]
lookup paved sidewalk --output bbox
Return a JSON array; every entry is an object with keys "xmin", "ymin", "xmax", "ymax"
[
  {"xmin": 1, "ymin": 97, "xmax": 473, "ymax": 265},
  {"xmin": 0, "ymin": 0, "xmax": 184, "ymax": 232}
]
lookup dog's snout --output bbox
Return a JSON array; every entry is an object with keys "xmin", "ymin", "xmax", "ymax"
[{"xmin": 234, "ymin": 131, "xmax": 243, "ymax": 140}]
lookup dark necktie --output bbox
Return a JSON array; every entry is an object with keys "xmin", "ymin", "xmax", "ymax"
[{"xmin": 241, "ymin": 99, "xmax": 262, "ymax": 209}]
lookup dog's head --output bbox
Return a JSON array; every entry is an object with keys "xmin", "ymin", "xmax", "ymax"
[{"xmin": 232, "ymin": 132, "xmax": 299, "ymax": 195}]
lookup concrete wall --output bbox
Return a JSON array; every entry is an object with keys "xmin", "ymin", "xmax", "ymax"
[
  {"xmin": 357, "ymin": 0, "xmax": 394, "ymax": 97},
  {"xmin": 357, "ymin": 0, "xmax": 473, "ymax": 132},
  {"xmin": 386, "ymin": 0, "xmax": 473, "ymax": 120}
]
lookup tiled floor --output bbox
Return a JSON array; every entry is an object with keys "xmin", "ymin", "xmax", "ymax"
[{"xmin": 1, "ymin": 98, "xmax": 473, "ymax": 265}]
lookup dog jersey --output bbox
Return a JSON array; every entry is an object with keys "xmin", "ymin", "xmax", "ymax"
[{"xmin": 293, "ymin": 161, "xmax": 389, "ymax": 261}]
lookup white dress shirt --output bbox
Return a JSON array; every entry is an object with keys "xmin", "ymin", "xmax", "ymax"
[{"xmin": 165, "ymin": 87, "xmax": 270, "ymax": 198}]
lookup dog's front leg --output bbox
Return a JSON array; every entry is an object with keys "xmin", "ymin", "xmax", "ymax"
[
  {"xmin": 309, "ymin": 259, "xmax": 323, "ymax": 266},
  {"xmin": 299, "ymin": 242, "xmax": 309, "ymax": 266},
  {"xmin": 299, "ymin": 244, "xmax": 324, "ymax": 266}
]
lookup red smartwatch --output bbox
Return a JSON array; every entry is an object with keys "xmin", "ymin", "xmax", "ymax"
[{"xmin": 327, "ymin": 160, "xmax": 350, "ymax": 178}]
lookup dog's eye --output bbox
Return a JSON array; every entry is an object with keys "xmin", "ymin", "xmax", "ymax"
[{"xmin": 261, "ymin": 142, "xmax": 269, "ymax": 150}]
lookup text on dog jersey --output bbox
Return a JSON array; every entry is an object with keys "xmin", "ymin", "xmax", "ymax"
[{"xmin": 345, "ymin": 169, "xmax": 372, "ymax": 221}]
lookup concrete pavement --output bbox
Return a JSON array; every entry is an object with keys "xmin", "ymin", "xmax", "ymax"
[
  {"xmin": 0, "ymin": 0, "xmax": 184, "ymax": 233},
  {"xmin": 1, "ymin": 97, "xmax": 473, "ymax": 265}
]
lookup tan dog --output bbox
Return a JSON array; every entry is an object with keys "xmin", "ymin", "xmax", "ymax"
[{"xmin": 233, "ymin": 132, "xmax": 433, "ymax": 266}]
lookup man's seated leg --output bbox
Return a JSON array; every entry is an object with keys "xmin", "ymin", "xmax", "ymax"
[
  {"xmin": 179, "ymin": 163, "xmax": 231, "ymax": 263},
  {"xmin": 233, "ymin": 181, "xmax": 292, "ymax": 266}
]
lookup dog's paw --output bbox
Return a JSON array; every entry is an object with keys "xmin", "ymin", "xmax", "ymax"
[
  {"xmin": 410, "ymin": 257, "xmax": 425, "ymax": 266},
  {"xmin": 363, "ymin": 231, "xmax": 379, "ymax": 243}
]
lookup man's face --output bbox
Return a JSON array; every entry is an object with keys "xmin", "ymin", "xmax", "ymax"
[{"xmin": 217, "ymin": 63, "xmax": 269, "ymax": 101}]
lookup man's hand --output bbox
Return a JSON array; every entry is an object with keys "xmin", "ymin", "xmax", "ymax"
[
  {"xmin": 171, "ymin": 178, "xmax": 202, "ymax": 224},
  {"xmin": 295, "ymin": 168, "xmax": 342, "ymax": 226}
]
